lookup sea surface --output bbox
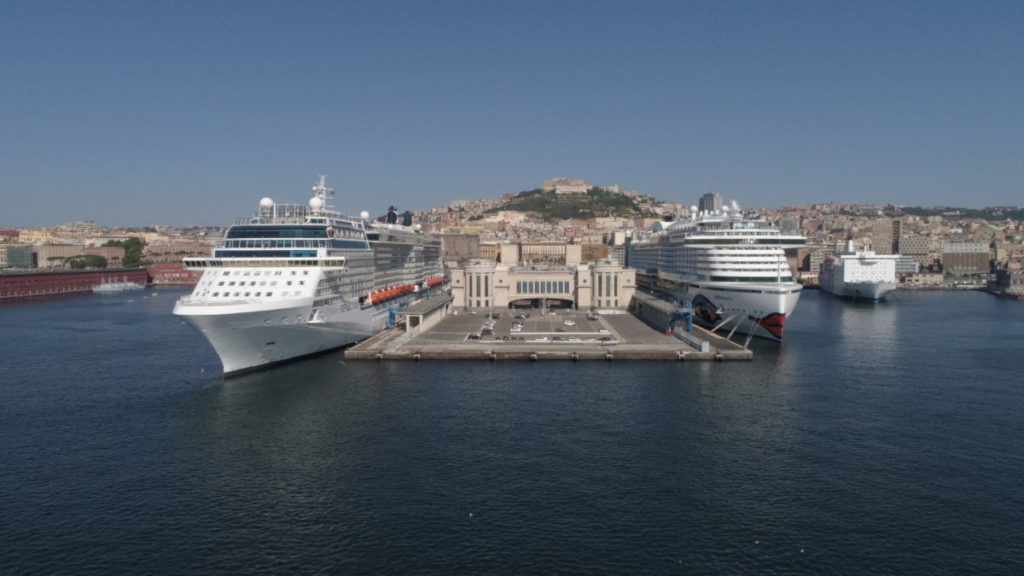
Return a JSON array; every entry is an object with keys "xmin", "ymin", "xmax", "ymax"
[{"xmin": 2, "ymin": 288, "xmax": 1023, "ymax": 575}]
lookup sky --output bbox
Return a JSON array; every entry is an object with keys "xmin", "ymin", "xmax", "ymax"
[{"xmin": 2, "ymin": 0, "xmax": 1022, "ymax": 228}]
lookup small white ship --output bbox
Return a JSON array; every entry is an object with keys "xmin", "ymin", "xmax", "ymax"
[
  {"xmin": 819, "ymin": 240, "xmax": 899, "ymax": 302},
  {"xmin": 93, "ymin": 277, "xmax": 145, "ymax": 293}
]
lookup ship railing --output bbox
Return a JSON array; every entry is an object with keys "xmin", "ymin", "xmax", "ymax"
[
  {"xmin": 176, "ymin": 295, "xmax": 265, "ymax": 306},
  {"xmin": 182, "ymin": 257, "xmax": 347, "ymax": 269},
  {"xmin": 235, "ymin": 204, "xmax": 361, "ymax": 226}
]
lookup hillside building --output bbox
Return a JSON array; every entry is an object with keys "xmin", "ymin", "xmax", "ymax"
[{"xmin": 542, "ymin": 178, "xmax": 592, "ymax": 195}]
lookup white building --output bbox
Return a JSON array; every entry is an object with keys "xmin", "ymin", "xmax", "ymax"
[{"xmin": 542, "ymin": 178, "xmax": 592, "ymax": 195}]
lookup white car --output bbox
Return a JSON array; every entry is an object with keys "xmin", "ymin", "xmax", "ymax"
[{"xmin": 563, "ymin": 320, "xmax": 575, "ymax": 326}]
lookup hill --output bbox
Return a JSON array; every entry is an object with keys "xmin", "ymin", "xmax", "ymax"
[{"xmin": 483, "ymin": 187, "xmax": 655, "ymax": 221}]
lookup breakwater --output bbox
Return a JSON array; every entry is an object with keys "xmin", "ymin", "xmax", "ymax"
[{"xmin": 0, "ymin": 268, "xmax": 150, "ymax": 299}]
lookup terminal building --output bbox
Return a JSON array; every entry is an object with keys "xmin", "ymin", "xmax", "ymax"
[{"xmin": 447, "ymin": 243, "xmax": 635, "ymax": 311}]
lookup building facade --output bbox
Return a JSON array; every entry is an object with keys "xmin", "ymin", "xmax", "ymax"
[
  {"xmin": 448, "ymin": 259, "xmax": 635, "ymax": 311},
  {"xmin": 941, "ymin": 241, "xmax": 991, "ymax": 278},
  {"xmin": 542, "ymin": 178, "xmax": 592, "ymax": 195},
  {"xmin": 1, "ymin": 244, "xmax": 35, "ymax": 268},
  {"xmin": 699, "ymin": 192, "xmax": 722, "ymax": 213}
]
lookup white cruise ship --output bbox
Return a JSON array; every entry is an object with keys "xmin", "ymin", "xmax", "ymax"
[
  {"xmin": 627, "ymin": 207, "xmax": 805, "ymax": 341},
  {"xmin": 174, "ymin": 176, "xmax": 444, "ymax": 375},
  {"xmin": 819, "ymin": 240, "xmax": 899, "ymax": 302}
]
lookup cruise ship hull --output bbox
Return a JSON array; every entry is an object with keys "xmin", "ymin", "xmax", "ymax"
[
  {"xmin": 664, "ymin": 282, "xmax": 802, "ymax": 342},
  {"xmin": 175, "ymin": 297, "xmax": 400, "ymax": 375}
]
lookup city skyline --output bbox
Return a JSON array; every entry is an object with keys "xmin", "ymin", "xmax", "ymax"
[{"xmin": 3, "ymin": 1, "xmax": 1022, "ymax": 228}]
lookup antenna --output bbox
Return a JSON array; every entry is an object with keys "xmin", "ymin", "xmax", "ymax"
[{"xmin": 312, "ymin": 174, "xmax": 335, "ymax": 200}]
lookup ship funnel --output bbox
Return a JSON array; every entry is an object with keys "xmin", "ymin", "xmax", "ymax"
[{"xmin": 844, "ymin": 239, "xmax": 855, "ymax": 254}]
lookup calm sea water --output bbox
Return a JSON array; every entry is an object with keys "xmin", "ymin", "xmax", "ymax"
[{"xmin": 2, "ymin": 288, "xmax": 1023, "ymax": 575}]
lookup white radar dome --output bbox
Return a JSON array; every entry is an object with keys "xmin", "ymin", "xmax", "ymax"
[
  {"xmin": 360, "ymin": 210, "xmax": 370, "ymax": 220},
  {"xmin": 309, "ymin": 197, "xmax": 324, "ymax": 210},
  {"xmin": 260, "ymin": 197, "xmax": 274, "ymax": 208}
]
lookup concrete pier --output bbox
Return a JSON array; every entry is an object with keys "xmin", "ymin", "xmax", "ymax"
[{"xmin": 345, "ymin": 306, "xmax": 751, "ymax": 361}]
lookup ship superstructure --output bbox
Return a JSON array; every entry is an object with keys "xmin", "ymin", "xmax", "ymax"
[
  {"xmin": 173, "ymin": 176, "xmax": 444, "ymax": 374},
  {"xmin": 819, "ymin": 240, "xmax": 899, "ymax": 302},
  {"xmin": 627, "ymin": 207, "xmax": 805, "ymax": 341}
]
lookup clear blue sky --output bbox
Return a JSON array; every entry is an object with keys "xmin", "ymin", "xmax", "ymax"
[{"xmin": 2, "ymin": 0, "xmax": 1022, "ymax": 227}]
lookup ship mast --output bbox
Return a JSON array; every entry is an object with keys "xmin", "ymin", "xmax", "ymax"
[{"xmin": 311, "ymin": 175, "xmax": 335, "ymax": 213}]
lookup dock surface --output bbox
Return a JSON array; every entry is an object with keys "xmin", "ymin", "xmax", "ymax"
[{"xmin": 346, "ymin": 308, "xmax": 751, "ymax": 361}]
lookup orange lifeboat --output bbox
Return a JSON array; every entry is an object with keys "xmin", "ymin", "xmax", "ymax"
[{"xmin": 365, "ymin": 283, "xmax": 418, "ymax": 306}]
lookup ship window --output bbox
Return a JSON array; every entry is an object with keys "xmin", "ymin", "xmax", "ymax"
[
  {"xmin": 213, "ymin": 292, "xmax": 219, "ymax": 297},
  {"xmin": 223, "ymin": 271, "xmax": 230, "ymax": 276},
  {"xmin": 218, "ymin": 281, "xmax": 224, "ymax": 286},
  {"xmin": 245, "ymin": 292, "xmax": 251, "ymax": 297},
  {"xmin": 229, "ymin": 281, "xmax": 236, "ymax": 286},
  {"xmin": 266, "ymin": 292, "xmax": 273, "ymax": 296},
  {"xmin": 234, "ymin": 292, "xmax": 240, "ymax": 297},
  {"xmin": 256, "ymin": 292, "xmax": 261, "ymax": 297},
  {"xmin": 287, "ymin": 281, "xmax": 292, "ymax": 286}
]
